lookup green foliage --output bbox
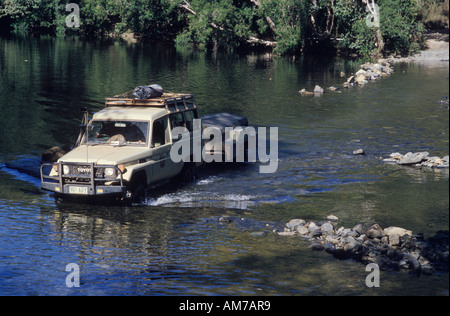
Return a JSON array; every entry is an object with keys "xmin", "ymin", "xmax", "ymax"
[
  {"xmin": 258, "ymin": 0, "xmax": 310, "ymax": 55},
  {"xmin": 126, "ymin": 0, "xmax": 183, "ymax": 40},
  {"xmin": 378, "ymin": 0, "xmax": 424, "ymax": 56},
  {"xmin": 334, "ymin": 0, "xmax": 424, "ymax": 58},
  {"xmin": 0, "ymin": 0, "xmax": 430, "ymax": 57},
  {"xmin": 175, "ymin": 0, "xmax": 255, "ymax": 52}
]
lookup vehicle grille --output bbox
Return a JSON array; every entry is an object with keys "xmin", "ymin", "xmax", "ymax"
[
  {"xmin": 63, "ymin": 164, "xmax": 106, "ymax": 178},
  {"xmin": 70, "ymin": 165, "xmax": 92, "ymax": 176}
]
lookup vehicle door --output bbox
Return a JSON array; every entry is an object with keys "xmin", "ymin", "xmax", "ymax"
[{"xmin": 149, "ymin": 116, "xmax": 178, "ymax": 183}]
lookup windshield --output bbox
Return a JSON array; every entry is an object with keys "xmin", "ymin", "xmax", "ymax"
[{"xmin": 84, "ymin": 120, "xmax": 149, "ymax": 146}]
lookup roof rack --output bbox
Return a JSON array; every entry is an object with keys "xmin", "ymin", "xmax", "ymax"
[{"xmin": 104, "ymin": 91, "xmax": 196, "ymax": 113}]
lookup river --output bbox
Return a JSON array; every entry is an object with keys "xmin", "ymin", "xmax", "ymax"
[{"xmin": 0, "ymin": 35, "xmax": 448, "ymax": 296}]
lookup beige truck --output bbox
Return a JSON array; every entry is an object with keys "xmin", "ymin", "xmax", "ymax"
[
  {"xmin": 40, "ymin": 89, "xmax": 250, "ymax": 203},
  {"xmin": 40, "ymin": 91, "xmax": 203, "ymax": 202}
]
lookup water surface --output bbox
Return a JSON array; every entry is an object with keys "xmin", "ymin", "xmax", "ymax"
[{"xmin": 0, "ymin": 35, "xmax": 448, "ymax": 295}]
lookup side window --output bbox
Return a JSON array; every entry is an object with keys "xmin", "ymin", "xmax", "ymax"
[
  {"xmin": 170, "ymin": 112, "xmax": 185, "ymax": 129},
  {"xmin": 184, "ymin": 110, "xmax": 196, "ymax": 132},
  {"xmin": 152, "ymin": 117, "xmax": 169, "ymax": 147}
]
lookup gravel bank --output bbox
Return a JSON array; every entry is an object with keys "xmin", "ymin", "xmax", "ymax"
[{"xmin": 390, "ymin": 31, "xmax": 449, "ymax": 67}]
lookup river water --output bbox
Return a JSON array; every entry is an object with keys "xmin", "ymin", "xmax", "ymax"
[{"xmin": 0, "ymin": 35, "xmax": 448, "ymax": 296}]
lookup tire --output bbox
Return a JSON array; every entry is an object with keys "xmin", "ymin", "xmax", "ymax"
[
  {"xmin": 127, "ymin": 171, "xmax": 148, "ymax": 204},
  {"xmin": 178, "ymin": 162, "xmax": 196, "ymax": 184}
]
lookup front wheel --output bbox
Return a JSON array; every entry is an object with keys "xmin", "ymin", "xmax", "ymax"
[
  {"xmin": 178, "ymin": 162, "xmax": 197, "ymax": 184},
  {"xmin": 126, "ymin": 172, "xmax": 148, "ymax": 204}
]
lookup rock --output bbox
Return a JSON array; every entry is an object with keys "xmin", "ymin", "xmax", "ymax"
[
  {"xmin": 299, "ymin": 88, "xmax": 314, "ymax": 96},
  {"xmin": 355, "ymin": 69, "xmax": 367, "ymax": 76},
  {"xmin": 344, "ymin": 242, "xmax": 359, "ymax": 253},
  {"xmin": 219, "ymin": 216, "xmax": 233, "ymax": 223},
  {"xmin": 250, "ymin": 231, "xmax": 268, "ymax": 237},
  {"xmin": 296, "ymin": 225, "xmax": 309, "ymax": 235},
  {"xmin": 345, "ymin": 230, "xmax": 360, "ymax": 238},
  {"xmin": 286, "ymin": 219, "xmax": 306, "ymax": 231},
  {"xmin": 325, "ymin": 235, "xmax": 340, "ymax": 245},
  {"xmin": 389, "ymin": 152, "xmax": 404, "ymax": 160},
  {"xmin": 388, "ymin": 234, "xmax": 401, "ymax": 247},
  {"xmin": 326, "ymin": 215, "xmax": 339, "ymax": 221},
  {"xmin": 403, "ymin": 253, "xmax": 421, "ymax": 271},
  {"xmin": 42, "ymin": 145, "xmax": 70, "ymax": 162},
  {"xmin": 340, "ymin": 71, "xmax": 345, "ymax": 77},
  {"xmin": 307, "ymin": 222, "xmax": 317, "ymax": 229},
  {"xmin": 321, "ymin": 222, "xmax": 334, "ymax": 233},
  {"xmin": 384, "ymin": 226, "xmax": 412, "ymax": 237},
  {"xmin": 355, "ymin": 74, "xmax": 368, "ymax": 85},
  {"xmin": 398, "ymin": 151, "xmax": 429, "ymax": 165},
  {"xmin": 352, "ymin": 224, "xmax": 364, "ymax": 234},
  {"xmin": 347, "ymin": 76, "xmax": 356, "ymax": 85},
  {"xmin": 372, "ymin": 63, "xmax": 383, "ymax": 72},
  {"xmin": 278, "ymin": 231, "xmax": 296, "ymax": 236},
  {"xmin": 360, "ymin": 62, "xmax": 373, "ymax": 71},
  {"xmin": 310, "ymin": 241, "xmax": 325, "ymax": 251},
  {"xmin": 366, "ymin": 224, "xmax": 384, "ymax": 239},
  {"xmin": 328, "ymin": 86, "xmax": 339, "ymax": 91},
  {"xmin": 314, "ymin": 85, "xmax": 324, "ymax": 94},
  {"xmin": 353, "ymin": 149, "xmax": 365, "ymax": 155}
]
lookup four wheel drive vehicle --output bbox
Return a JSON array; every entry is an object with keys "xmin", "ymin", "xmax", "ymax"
[
  {"xmin": 40, "ymin": 89, "xmax": 250, "ymax": 203},
  {"xmin": 40, "ymin": 91, "xmax": 203, "ymax": 202}
]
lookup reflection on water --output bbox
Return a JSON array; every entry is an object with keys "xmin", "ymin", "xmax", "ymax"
[{"xmin": 0, "ymin": 35, "xmax": 448, "ymax": 295}]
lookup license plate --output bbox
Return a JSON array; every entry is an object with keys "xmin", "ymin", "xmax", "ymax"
[{"xmin": 69, "ymin": 186, "xmax": 89, "ymax": 195}]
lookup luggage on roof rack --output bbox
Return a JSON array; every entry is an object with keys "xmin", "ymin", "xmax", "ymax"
[{"xmin": 133, "ymin": 84, "xmax": 164, "ymax": 99}]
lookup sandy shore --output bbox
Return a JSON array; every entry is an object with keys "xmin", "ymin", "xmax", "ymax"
[{"xmin": 391, "ymin": 31, "xmax": 449, "ymax": 67}]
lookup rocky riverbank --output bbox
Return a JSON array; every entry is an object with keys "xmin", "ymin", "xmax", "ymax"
[
  {"xmin": 278, "ymin": 216, "xmax": 449, "ymax": 275},
  {"xmin": 383, "ymin": 151, "xmax": 449, "ymax": 168},
  {"xmin": 299, "ymin": 59, "xmax": 394, "ymax": 95},
  {"xmin": 299, "ymin": 32, "xmax": 449, "ymax": 96}
]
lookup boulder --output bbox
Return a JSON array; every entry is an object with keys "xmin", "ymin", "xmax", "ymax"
[
  {"xmin": 365, "ymin": 224, "xmax": 384, "ymax": 239},
  {"xmin": 355, "ymin": 74, "xmax": 368, "ymax": 85},
  {"xmin": 388, "ymin": 234, "xmax": 401, "ymax": 247},
  {"xmin": 398, "ymin": 151, "xmax": 429, "ymax": 165},
  {"xmin": 384, "ymin": 226, "xmax": 413, "ymax": 237},
  {"xmin": 42, "ymin": 145, "xmax": 70, "ymax": 162},
  {"xmin": 314, "ymin": 85, "xmax": 324, "ymax": 94},
  {"xmin": 352, "ymin": 224, "xmax": 364, "ymax": 234},
  {"xmin": 296, "ymin": 225, "xmax": 309, "ymax": 235},
  {"xmin": 299, "ymin": 88, "xmax": 314, "ymax": 96},
  {"xmin": 326, "ymin": 215, "xmax": 339, "ymax": 221},
  {"xmin": 321, "ymin": 222, "xmax": 335, "ymax": 233},
  {"xmin": 353, "ymin": 149, "xmax": 365, "ymax": 155},
  {"xmin": 389, "ymin": 152, "xmax": 404, "ymax": 160},
  {"xmin": 286, "ymin": 219, "xmax": 306, "ymax": 230}
]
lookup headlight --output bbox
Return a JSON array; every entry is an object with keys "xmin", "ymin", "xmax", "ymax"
[
  {"xmin": 104, "ymin": 167, "xmax": 116, "ymax": 178},
  {"xmin": 63, "ymin": 165, "xmax": 70, "ymax": 175}
]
